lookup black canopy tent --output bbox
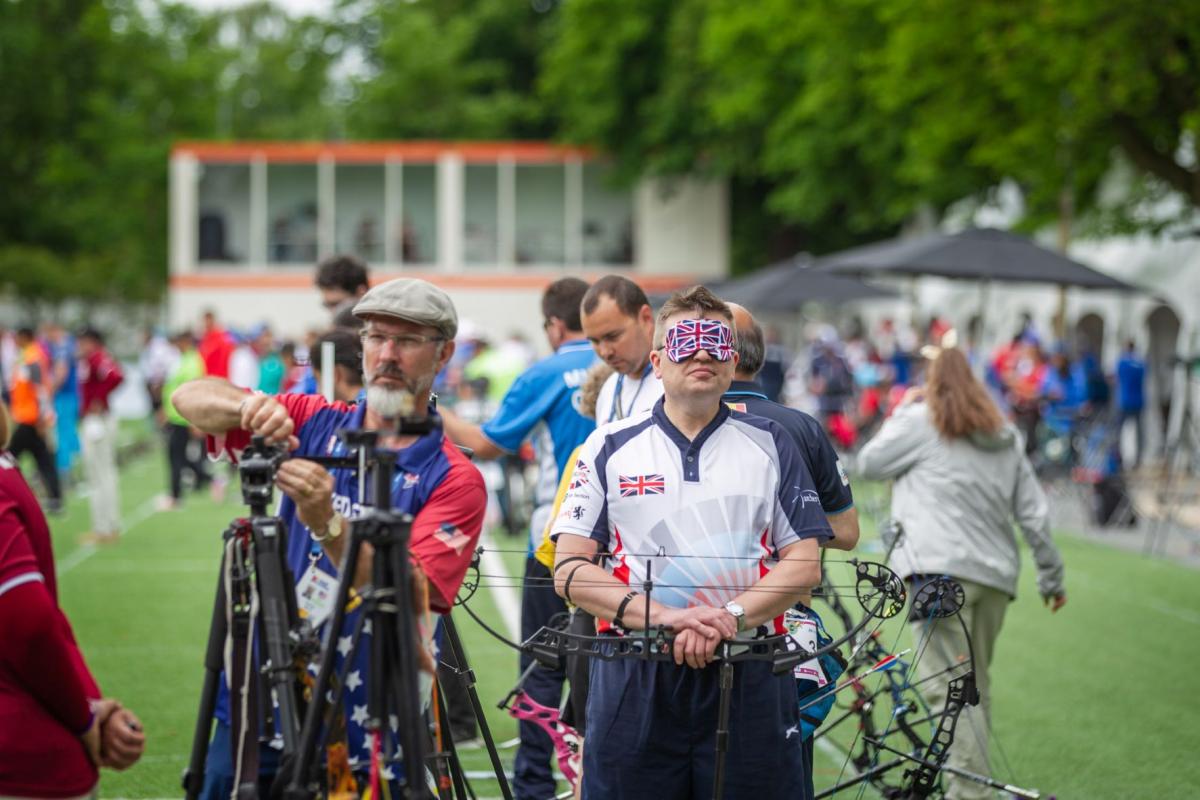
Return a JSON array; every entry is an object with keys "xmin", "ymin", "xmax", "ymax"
[
  {"xmin": 649, "ymin": 256, "xmax": 898, "ymax": 310},
  {"xmin": 813, "ymin": 227, "xmax": 1141, "ymax": 344},
  {"xmin": 714, "ymin": 255, "xmax": 898, "ymax": 311},
  {"xmin": 814, "ymin": 227, "xmax": 1137, "ymax": 290}
]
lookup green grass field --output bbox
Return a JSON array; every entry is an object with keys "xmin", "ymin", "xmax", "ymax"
[{"xmin": 43, "ymin": 445, "xmax": 1200, "ymax": 798}]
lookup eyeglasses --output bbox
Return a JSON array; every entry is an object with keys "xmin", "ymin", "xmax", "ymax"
[
  {"xmin": 542, "ymin": 318, "xmax": 555, "ymax": 331},
  {"xmin": 360, "ymin": 330, "xmax": 446, "ymax": 352}
]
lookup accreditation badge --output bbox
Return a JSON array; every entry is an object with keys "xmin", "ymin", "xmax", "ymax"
[
  {"xmin": 296, "ymin": 563, "xmax": 338, "ymax": 629},
  {"xmin": 783, "ymin": 608, "xmax": 826, "ymax": 686}
]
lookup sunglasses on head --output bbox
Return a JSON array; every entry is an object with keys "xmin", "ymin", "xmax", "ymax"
[{"xmin": 663, "ymin": 319, "xmax": 734, "ymax": 363}]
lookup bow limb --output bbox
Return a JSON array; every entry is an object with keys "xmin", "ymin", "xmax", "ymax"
[{"xmin": 502, "ymin": 690, "xmax": 583, "ymax": 791}]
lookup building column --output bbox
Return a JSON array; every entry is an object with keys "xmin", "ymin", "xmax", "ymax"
[{"xmin": 439, "ymin": 152, "xmax": 464, "ymax": 272}]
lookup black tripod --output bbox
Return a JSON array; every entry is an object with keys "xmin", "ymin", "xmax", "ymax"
[
  {"xmin": 184, "ymin": 437, "xmax": 312, "ymax": 800},
  {"xmin": 286, "ymin": 426, "xmax": 433, "ymax": 799}
]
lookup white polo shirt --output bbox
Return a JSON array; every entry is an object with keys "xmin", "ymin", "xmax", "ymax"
[{"xmin": 552, "ymin": 398, "xmax": 831, "ymax": 632}]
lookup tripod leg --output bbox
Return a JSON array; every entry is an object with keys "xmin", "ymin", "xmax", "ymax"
[
  {"xmin": 442, "ymin": 614, "xmax": 514, "ymax": 800},
  {"xmin": 434, "ymin": 678, "xmax": 471, "ymax": 800},
  {"xmin": 711, "ymin": 658, "xmax": 735, "ymax": 800},
  {"xmin": 380, "ymin": 538, "xmax": 430, "ymax": 796},
  {"xmin": 285, "ymin": 530, "xmax": 365, "ymax": 798},
  {"xmin": 184, "ymin": 550, "xmax": 230, "ymax": 799},
  {"xmin": 253, "ymin": 518, "xmax": 303, "ymax": 756}
]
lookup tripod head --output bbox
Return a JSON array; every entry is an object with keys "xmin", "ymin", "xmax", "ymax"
[{"xmin": 239, "ymin": 435, "xmax": 289, "ymax": 515}]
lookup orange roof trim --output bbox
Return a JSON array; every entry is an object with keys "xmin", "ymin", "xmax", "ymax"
[{"xmin": 173, "ymin": 141, "xmax": 596, "ymax": 164}]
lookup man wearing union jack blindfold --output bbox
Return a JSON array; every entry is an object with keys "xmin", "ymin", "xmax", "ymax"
[{"xmin": 550, "ymin": 285, "xmax": 832, "ymax": 799}]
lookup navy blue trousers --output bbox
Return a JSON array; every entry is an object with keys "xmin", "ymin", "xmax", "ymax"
[{"xmin": 582, "ymin": 657, "xmax": 807, "ymax": 799}]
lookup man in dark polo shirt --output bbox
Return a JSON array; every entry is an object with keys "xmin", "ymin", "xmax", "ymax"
[
  {"xmin": 722, "ymin": 304, "xmax": 860, "ymax": 800},
  {"xmin": 722, "ymin": 304, "xmax": 859, "ymax": 551}
]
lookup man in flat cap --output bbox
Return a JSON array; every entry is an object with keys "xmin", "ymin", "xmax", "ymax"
[{"xmin": 172, "ymin": 277, "xmax": 487, "ymax": 797}]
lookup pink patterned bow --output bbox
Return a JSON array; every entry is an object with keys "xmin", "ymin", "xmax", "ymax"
[{"xmin": 505, "ymin": 690, "xmax": 583, "ymax": 790}]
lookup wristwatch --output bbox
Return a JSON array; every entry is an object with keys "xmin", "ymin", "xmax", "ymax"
[
  {"xmin": 310, "ymin": 513, "xmax": 346, "ymax": 544},
  {"xmin": 724, "ymin": 601, "xmax": 746, "ymax": 633}
]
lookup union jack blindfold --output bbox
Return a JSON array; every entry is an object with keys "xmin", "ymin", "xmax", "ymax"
[{"xmin": 663, "ymin": 318, "xmax": 734, "ymax": 363}]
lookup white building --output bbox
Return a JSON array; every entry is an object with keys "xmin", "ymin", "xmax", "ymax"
[{"xmin": 168, "ymin": 141, "xmax": 728, "ymax": 343}]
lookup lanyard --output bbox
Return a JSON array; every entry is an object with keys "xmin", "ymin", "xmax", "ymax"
[{"xmin": 610, "ymin": 362, "xmax": 654, "ymax": 422}]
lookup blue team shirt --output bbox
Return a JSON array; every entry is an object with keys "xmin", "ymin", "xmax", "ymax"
[
  {"xmin": 481, "ymin": 338, "xmax": 598, "ymax": 546},
  {"xmin": 1116, "ymin": 354, "xmax": 1146, "ymax": 411},
  {"xmin": 211, "ymin": 394, "xmax": 486, "ymax": 779}
]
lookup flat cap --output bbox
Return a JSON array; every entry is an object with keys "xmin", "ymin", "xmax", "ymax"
[{"xmin": 352, "ymin": 278, "xmax": 458, "ymax": 340}]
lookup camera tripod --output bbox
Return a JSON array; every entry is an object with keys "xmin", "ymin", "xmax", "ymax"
[
  {"xmin": 183, "ymin": 436, "xmax": 314, "ymax": 800},
  {"xmin": 285, "ymin": 425, "xmax": 434, "ymax": 799}
]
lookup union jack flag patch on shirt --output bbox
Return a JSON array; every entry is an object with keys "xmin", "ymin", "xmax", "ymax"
[{"xmin": 618, "ymin": 474, "xmax": 666, "ymax": 496}]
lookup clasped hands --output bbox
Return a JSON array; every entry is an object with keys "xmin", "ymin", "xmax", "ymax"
[
  {"xmin": 81, "ymin": 699, "xmax": 145, "ymax": 770},
  {"xmin": 654, "ymin": 605, "xmax": 741, "ymax": 669}
]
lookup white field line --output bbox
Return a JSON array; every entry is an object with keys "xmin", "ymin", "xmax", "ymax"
[
  {"xmin": 478, "ymin": 531, "xmax": 522, "ymax": 641},
  {"xmin": 58, "ymin": 495, "xmax": 161, "ymax": 576}
]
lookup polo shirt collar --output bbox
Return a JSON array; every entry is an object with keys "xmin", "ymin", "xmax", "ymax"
[
  {"xmin": 723, "ymin": 379, "xmax": 768, "ymax": 399},
  {"xmin": 651, "ymin": 396, "xmax": 730, "ymax": 483},
  {"xmin": 556, "ymin": 338, "xmax": 594, "ymax": 355}
]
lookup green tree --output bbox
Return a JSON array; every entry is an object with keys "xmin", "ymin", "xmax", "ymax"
[
  {"xmin": 872, "ymin": 0, "xmax": 1200, "ymax": 230},
  {"xmin": 347, "ymin": 0, "xmax": 558, "ymax": 139},
  {"xmin": 0, "ymin": 0, "xmax": 343, "ymax": 308}
]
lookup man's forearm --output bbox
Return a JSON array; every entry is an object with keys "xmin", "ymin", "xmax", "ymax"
[
  {"xmin": 438, "ymin": 407, "xmax": 504, "ymax": 459},
  {"xmin": 826, "ymin": 507, "xmax": 860, "ymax": 551},
  {"xmin": 171, "ymin": 377, "xmax": 246, "ymax": 433},
  {"xmin": 733, "ymin": 541, "xmax": 821, "ymax": 629},
  {"xmin": 554, "ymin": 562, "xmax": 636, "ymax": 620}
]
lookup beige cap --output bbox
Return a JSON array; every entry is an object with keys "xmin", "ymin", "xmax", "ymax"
[{"xmin": 352, "ymin": 278, "xmax": 458, "ymax": 340}]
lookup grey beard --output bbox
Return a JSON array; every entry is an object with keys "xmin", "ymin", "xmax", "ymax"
[{"xmin": 366, "ymin": 384, "xmax": 417, "ymax": 418}]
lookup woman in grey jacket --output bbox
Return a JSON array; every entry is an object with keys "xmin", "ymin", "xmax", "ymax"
[{"xmin": 857, "ymin": 345, "xmax": 1066, "ymax": 800}]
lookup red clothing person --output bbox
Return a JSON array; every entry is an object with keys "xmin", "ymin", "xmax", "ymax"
[
  {"xmin": 198, "ymin": 312, "xmax": 235, "ymax": 379},
  {"xmin": 0, "ymin": 450, "xmax": 101, "ymax": 796},
  {"xmin": 0, "ymin": 438, "xmax": 145, "ymax": 794}
]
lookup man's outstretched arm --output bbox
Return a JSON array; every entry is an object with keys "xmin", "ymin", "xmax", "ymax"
[
  {"xmin": 171, "ymin": 377, "xmax": 295, "ymax": 446},
  {"xmin": 437, "ymin": 406, "xmax": 505, "ymax": 460}
]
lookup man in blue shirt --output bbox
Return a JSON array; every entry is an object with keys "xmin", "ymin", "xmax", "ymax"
[
  {"xmin": 439, "ymin": 277, "xmax": 597, "ymax": 799},
  {"xmin": 1116, "ymin": 339, "xmax": 1147, "ymax": 467}
]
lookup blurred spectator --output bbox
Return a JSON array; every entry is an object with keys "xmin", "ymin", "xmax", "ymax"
[
  {"xmin": 1039, "ymin": 349, "xmax": 1085, "ymax": 438},
  {"xmin": 198, "ymin": 310, "xmax": 234, "ymax": 380},
  {"xmin": 1076, "ymin": 349, "xmax": 1110, "ymax": 411},
  {"xmin": 138, "ymin": 327, "xmax": 176, "ymax": 417},
  {"xmin": 254, "ymin": 326, "xmax": 284, "ymax": 394},
  {"xmin": 0, "ymin": 326, "xmax": 16, "ymax": 402},
  {"xmin": 160, "ymin": 331, "xmax": 210, "ymax": 509},
  {"xmin": 311, "ymin": 328, "xmax": 364, "ymax": 403},
  {"xmin": 808, "ymin": 328, "xmax": 856, "ymax": 448},
  {"xmin": 77, "ymin": 329, "xmax": 124, "ymax": 544},
  {"xmin": 758, "ymin": 325, "xmax": 791, "ymax": 402},
  {"xmin": 0, "ymin": 404, "xmax": 146, "ymax": 795},
  {"xmin": 228, "ymin": 327, "xmax": 261, "ymax": 391},
  {"xmin": 1116, "ymin": 340, "xmax": 1147, "ymax": 468},
  {"xmin": 314, "ymin": 253, "xmax": 370, "ymax": 329},
  {"xmin": 463, "ymin": 333, "xmax": 531, "ymax": 407},
  {"xmin": 1006, "ymin": 338, "xmax": 1047, "ymax": 453},
  {"xmin": 279, "ymin": 341, "xmax": 306, "ymax": 394},
  {"xmin": 44, "ymin": 323, "xmax": 81, "ymax": 483},
  {"xmin": 857, "ymin": 347, "xmax": 1065, "ymax": 800},
  {"xmin": 7, "ymin": 327, "xmax": 61, "ymax": 513}
]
